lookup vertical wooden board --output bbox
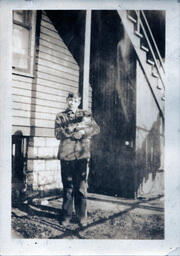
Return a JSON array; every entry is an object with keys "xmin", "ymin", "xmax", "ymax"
[{"xmin": 88, "ymin": 85, "xmax": 92, "ymax": 112}]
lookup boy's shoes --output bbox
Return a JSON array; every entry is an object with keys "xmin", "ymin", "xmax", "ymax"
[
  {"xmin": 79, "ymin": 218, "xmax": 87, "ymax": 227},
  {"xmin": 60, "ymin": 216, "xmax": 88, "ymax": 227},
  {"xmin": 61, "ymin": 218, "xmax": 72, "ymax": 226}
]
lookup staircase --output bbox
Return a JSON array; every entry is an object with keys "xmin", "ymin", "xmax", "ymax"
[{"xmin": 118, "ymin": 10, "xmax": 165, "ymax": 118}]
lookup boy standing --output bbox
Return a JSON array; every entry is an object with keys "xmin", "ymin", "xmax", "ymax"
[{"xmin": 55, "ymin": 92, "xmax": 100, "ymax": 227}]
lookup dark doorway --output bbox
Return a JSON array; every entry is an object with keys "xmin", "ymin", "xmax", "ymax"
[{"xmin": 88, "ymin": 11, "xmax": 136, "ymax": 198}]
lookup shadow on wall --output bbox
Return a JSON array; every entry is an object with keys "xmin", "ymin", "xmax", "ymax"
[
  {"xmin": 88, "ymin": 11, "xmax": 136, "ymax": 198},
  {"xmin": 88, "ymin": 86, "xmax": 136, "ymax": 198},
  {"xmin": 46, "ymin": 10, "xmax": 86, "ymax": 99},
  {"xmin": 89, "ymin": 109, "xmax": 164, "ymax": 199},
  {"xmin": 135, "ymin": 114, "xmax": 164, "ymax": 197}
]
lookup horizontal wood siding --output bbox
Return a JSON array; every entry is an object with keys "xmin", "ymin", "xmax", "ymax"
[
  {"xmin": 12, "ymin": 74, "xmax": 34, "ymax": 136},
  {"xmin": 12, "ymin": 11, "xmax": 80, "ymax": 137}
]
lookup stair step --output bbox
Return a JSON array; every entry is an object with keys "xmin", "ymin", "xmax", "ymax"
[
  {"xmin": 150, "ymin": 77, "xmax": 164, "ymax": 105},
  {"xmin": 127, "ymin": 15, "xmax": 137, "ymax": 24},
  {"xmin": 138, "ymin": 48, "xmax": 147, "ymax": 64},
  {"xmin": 151, "ymin": 75, "xmax": 158, "ymax": 87},
  {"xmin": 157, "ymin": 84, "xmax": 162, "ymax": 90},
  {"xmin": 147, "ymin": 59, "xmax": 155, "ymax": 66},
  {"xmin": 134, "ymin": 30, "xmax": 143, "ymax": 38},
  {"xmin": 141, "ymin": 45, "xmax": 149, "ymax": 52},
  {"xmin": 152, "ymin": 72, "xmax": 159, "ymax": 78}
]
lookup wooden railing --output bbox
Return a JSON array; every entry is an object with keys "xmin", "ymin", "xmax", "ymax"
[{"xmin": 127, "ymin": 10, "xmax": 165, "ymax": 89}]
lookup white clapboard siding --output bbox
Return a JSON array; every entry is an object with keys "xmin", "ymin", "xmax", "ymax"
[
  {"xmin": 39, "ymin": 38, "xmax": 74, "ymax": 58},
  {"xmin": 37, "ymin": 57, "xmax": 79, "ymax": 76},
  {"xmin": 40, "ymin": 25, "xmax": 61, "ymax": 41},
  {"xmin": 12, "ymin": 125, "xmax": 55, "ymax": 137},
  {"xmin": 12, "ymin": 80, "xmax": 33, "ymax": 91},
  {"xmin": 35, "ymin": 84, "xmax": 70, "ymax": 97},
  {"xmin": 36, "ymin": 63, "xmax": 79, "ymax": 82},
  {"xmin": 39, "ymin": 35, "xmax": 75, "ymax": 58},
  {"xmin": 34, "ymin": 96, "xmax": 66, "ymax": 109},
  {"xmin": 40, "ymin": 32, "xmax": 65, "ymax": 49},
  {"xmin": 36, "ymin": 70, "xmax": 78, "ymax": 88},
  {"xmin": 40, "ymin": 14, "xmax": 75, "ymax": 53},
  {"xmin": 13, "ymin": 116, "xmax": 54, "ymax": 128},
  {"xmin": 38, "ymin": 45, "xmax": 77, "ymax": 65},
  {"xmin": 13, "ymin": 102, "xmax": 64, "ymax": 115},
  {"xmin": 12, "ymin": 87, "xmax": 32, "ymax": 98},
  {"xmin": 33, "ymin": 111, "xmax": 56, "ymax": 121},
  {"xmin": 12, "ymin": 11, "xmax": 82, "ymax": 136},
  {"xmin": 13, "ymin": 116, "xmax": 31, "ymax": 127},
  {"xmin": 40, "ymin": 35, "xmax": 68, "ymax": 54},
  {"xmin": 41, "ymin": 12, "xmax": 51, "ymax": 22},
  {"xmin": 13, "ymin": 88, "xmax": 66, "ymax": 104},
  {"xmin": 12, "ymin": 94, "xmax": 32, "ymax": 105},
  {"xmin": 13, "ymin": 102, "xmax": 32, "ymax": 112},
  {"xmin": 35, "ymin": 91, "xmax": 66, "ymax": 103},
  {"xmin": 13, "ymin": 109, "xmax": 57, "ymax": 121},
  {"xmin": 12, "ymin": 94, "xmax": 66, "ymax": 110},
  {"xmin": 12, "ymin": 74, "xmax": 33, "ymax": 84},
  {"xmin": 35, "ymin": 119, "xmax": 54, "ymax": 128},
  {"xmin": 41, "ymin": 19, "xmax": 59, "ymax": 33},
  {"xmin": 13, "ymin": 109, "xmax": 32, "ymax": 119},
  {"xmin": 12, "ymin": 74, "xmax": 33, "ymax": 108},
  {"xmin": 36, "ymin": 78, "xmax": 77, "ymax": 94},
  {"xmin": 12, "ymin": 82, "xmax": 68, "ymax": 100},
  {"xmin": 39, "ymin": 31, "xmax": 70, "ymax": 52},
  {"xmin": 40, "ymin": 26, "xmax": 72, "ymax": 50},
  {"xmin": 38, "ymin": 47, "xmax": 77, "ymax": 67},
  {"xmin": 37, "ymin": 51, "xmax": 79, "ymax": 71}
]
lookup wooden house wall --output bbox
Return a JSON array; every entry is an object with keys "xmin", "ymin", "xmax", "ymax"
[
  {"xmin": 89, "ymin": 10, "xmax": 163, "ymax": 198},
  {"xmin": 12, "ymin": 11, "xmax": 82, "ymax": 137},
  {"xmin": 135, "ymin": 61, "xmax": 164, "ymax": 197}
]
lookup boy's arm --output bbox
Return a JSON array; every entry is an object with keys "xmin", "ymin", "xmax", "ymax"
[
  {"xmin": 72, "ymin": 115, "xmax": 100, "ymax": 139},
  {"xmin": 83, "ymin": 117, "xmax": 100, "ymax": 137},
  {"xmin": 55, "ymin": 113, "xmax": 74, "ymax": 140}
]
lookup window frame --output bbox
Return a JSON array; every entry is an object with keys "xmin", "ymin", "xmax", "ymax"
[{"xmin": 12, "ymin": 10, "xmax": 36, "ymax": 78}]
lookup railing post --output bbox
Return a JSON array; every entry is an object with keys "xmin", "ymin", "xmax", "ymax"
[
  {"xmin": 135, "ymin": 10, "xmax": 165, "ymax": 89},
  {"xmin": 141, "ymin": 10, "xmax": 165, "ymax": 73},
  {"xmin": 136, "ymin": 11, "xmax": 140, "ymax": 33}
]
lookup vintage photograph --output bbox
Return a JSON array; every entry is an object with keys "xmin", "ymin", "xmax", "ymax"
[{"xmin": 11, "ymin": 9, "xmax": 165, "ymax": 239}]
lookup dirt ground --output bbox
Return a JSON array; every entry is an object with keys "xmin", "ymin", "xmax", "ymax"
[{"xmin": 12, "ymin": 193, "xmax": 164, "ymax": 239}]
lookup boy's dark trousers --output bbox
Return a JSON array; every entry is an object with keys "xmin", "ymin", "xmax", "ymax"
[{"xmin": 60, "ymin": 159, "xmax": 88, "ymax": 221}]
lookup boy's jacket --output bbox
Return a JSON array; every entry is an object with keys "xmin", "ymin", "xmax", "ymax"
[{"xmin": 55, "ymin": 108, "xmax": 100, "ymax": 160}]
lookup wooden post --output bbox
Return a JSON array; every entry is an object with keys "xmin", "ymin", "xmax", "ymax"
[
  {"xmin": 136, "ymin": 10, "xmax": 140, "ymax": 33},
  {"xmin": 82, "ymin": 10, "xmax": 91, "ymax": 110}
]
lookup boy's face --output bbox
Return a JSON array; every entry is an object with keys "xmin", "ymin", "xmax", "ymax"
[{"xmin": 67, "ymin": 97, "xmax": 81, "ymax": 112}]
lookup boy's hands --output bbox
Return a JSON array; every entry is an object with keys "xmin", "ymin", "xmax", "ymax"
[{"xmin": 72, "ymin": 130, "xmax": 85, "ymax": 140}]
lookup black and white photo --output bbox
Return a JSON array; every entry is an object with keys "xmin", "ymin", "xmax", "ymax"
[{"xmin": 11, "ymin": 9, "xmax": 165, "ymax": 239}]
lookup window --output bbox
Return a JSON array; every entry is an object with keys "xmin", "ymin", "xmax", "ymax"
[{"xmin": 12, "ymin": 10, "xmax": 36, "ymax": 76}]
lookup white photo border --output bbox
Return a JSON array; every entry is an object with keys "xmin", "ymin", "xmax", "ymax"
[{"xmin": 0, "ymin": 0, "xmax": 180, "ymax": 255}]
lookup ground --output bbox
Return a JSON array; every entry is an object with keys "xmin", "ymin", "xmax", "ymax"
[{"xmin": 12, "ymin": 193, "xmax": 164, "ymax": 239}]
